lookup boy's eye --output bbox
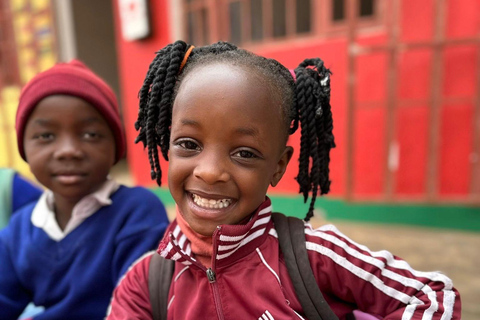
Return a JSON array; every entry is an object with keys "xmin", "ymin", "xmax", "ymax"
[
  {"xmin": 83, "ymin": 132, "xmax": 100, "ymax": 140},
  {"xmin": 35, "ymin": 133, "xmax": 54, "ymax": 141}
]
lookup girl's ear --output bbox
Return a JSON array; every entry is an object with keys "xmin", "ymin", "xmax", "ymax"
[{"xmin": 271, "ymin": 146, "xmax": 294, "ymax": 187}]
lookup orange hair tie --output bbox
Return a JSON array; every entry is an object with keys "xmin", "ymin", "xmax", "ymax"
[{"xmin": 179, "ymin": 45, "xmax": 195, "ymax": 72}]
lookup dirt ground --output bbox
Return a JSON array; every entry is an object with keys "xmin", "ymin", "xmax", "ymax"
[{"xmin": 308, "ymin": 215, "xmax": 479, "ymax": 320}]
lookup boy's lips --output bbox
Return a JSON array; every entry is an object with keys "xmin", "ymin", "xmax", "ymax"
[{"xmin": 53, "ymin": 171, "xmax": 87, "ymax": 184}]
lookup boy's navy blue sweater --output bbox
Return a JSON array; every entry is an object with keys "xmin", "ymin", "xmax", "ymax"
[
  {"xmin": 11, "ymin": 172, "xmax": 42, "ymax": 213},
  {"xmin": 0, "ymin": 185, "xmax": 169, "ymax": 320}
]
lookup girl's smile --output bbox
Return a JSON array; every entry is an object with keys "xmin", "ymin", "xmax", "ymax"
[
  {"xmin": 187, "ymin": 191, "xmax": 237, "ymax": 222},
  {"xmin": 191, "ymin": 193, "xmax": 233, "ymax": 209},
  {"xmin": 168, "ymin": 63, "xmax": 292, "ymax": 236}
]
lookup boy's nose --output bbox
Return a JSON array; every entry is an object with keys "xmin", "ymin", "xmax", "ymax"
[
  {"xmin": 193, "ymin": 152, "xmax": 230, "ymax": 185},
  {"xmin": 53, "ymin": 136, "xmax": 84, "ymax": 160}
]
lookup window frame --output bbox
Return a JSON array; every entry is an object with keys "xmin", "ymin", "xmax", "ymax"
[
  {"xmin": 182, "ymin": 0, "xmax": 384, "ymax": 47},
  {"xmin": 323, "ymin": 0, "xmax": 385, "ymax": 35}
]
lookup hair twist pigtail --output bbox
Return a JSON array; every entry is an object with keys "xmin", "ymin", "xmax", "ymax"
[
  {"xmin": 145, "ymin": 53, "xmax": 173, "ymax": 184},
  {"xmin": 135, "ymin": 44, "xmax": 175, "ymax": 144},
  {"xmin": 156, "ymin": 42, "xmax": 190, "ymax": 161},
  {"xmin": 145, "ymin": 46, "xmax": 174, "ymax": 184},
  {"xmin": 294, "ymin": 58, "xmax": 334, "ymax": 221},
  {"xmin": 295, "ymin": 68, "xmax": 313, "ymax": 204},
  {"xmin": 135, "ymin": 40, "xmax": 190, "ymax": 185}
]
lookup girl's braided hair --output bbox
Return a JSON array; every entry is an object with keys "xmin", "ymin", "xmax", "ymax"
[{"xmin": 135, "ymin": 40, "xmax": 335, "ymax": 221}]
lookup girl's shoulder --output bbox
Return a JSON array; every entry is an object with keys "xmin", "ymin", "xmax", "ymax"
[
  {"xmin": 123, "ymin": 250, "xmax": 154, "ymax": 280},
  {"xmin": 303, "ymin": 222, "xmax": 363, "ymax": 252},
  {"xmin": 107, "ymin": 251, "xmax": 154, "ymax": 319}
]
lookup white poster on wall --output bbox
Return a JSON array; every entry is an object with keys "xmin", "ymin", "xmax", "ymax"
[{"xmin": 118, "ymin": 0, "xmax": 150, "ymax": 41}]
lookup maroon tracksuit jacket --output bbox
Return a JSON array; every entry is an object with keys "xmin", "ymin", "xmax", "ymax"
[{"xmin": 107, "ymin": 199, "xmax": 461, "ymax": 319}]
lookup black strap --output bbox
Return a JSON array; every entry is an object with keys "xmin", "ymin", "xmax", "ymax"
[
  {"xmin": 148, "ymin": 253, "xmax": 175, "ymax": 320},
  {"xmin": 271, "ymin": 212, "xmax": 339, "ymax": 320}
]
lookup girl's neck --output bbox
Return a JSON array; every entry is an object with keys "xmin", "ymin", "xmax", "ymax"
[
  {"xmin": 175, "ymin": 207, "xmax": 256, "ymax": 268},
  {"xmin": 176, "ymin": 210, "xmax": 213, "ymax": 267}
]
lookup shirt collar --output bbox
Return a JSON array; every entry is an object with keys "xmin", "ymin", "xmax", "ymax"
[
  {"xmin": 44, "ymin": 178, "xmax": 118, "ymax": 210},
  {"xmin": 31, "ymin": 178, "xmax": 120, "ymax": 241},
  {"xmin": 158, "ymin": 197, "xmax": 273, "ymax": 267}
]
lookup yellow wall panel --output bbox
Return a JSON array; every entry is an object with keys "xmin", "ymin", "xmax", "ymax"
[
  {"xmin": 31, "ymin": 0, "xmax": 49, "ymax": 11},
  {"xmin": 10, "ymin": 0, "xmax": 26, "ymax": 11},
  {"xmin": 0, "ymin": 87, "xmax": 34, "ymax": 180}
]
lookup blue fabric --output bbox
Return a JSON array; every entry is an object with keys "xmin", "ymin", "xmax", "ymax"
[
  {"xmin": 11, "ymin": 173, "xmax": 42, "ymax": 213},
  {"xmin": 0, "ymin": 185, "xmax": 169, "ymax": 320}
]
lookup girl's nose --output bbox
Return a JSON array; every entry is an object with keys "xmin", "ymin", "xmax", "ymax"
[
  {"xmin": 193, "ymin": 151, "xmax": 230, "ymax": 185},
  {"xmin": 53, "ymin": 136, "xmax": 84, "ymax": 160}
]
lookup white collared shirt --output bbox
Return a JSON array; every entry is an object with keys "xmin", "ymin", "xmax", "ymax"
[{"xmin": 31, "ymin": 179, "xmax": 120, "ymax": 241}]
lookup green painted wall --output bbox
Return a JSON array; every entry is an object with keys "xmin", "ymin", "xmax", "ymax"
[{"xmin": 150, "ymin": 188, "xmax": 480, "ymax": 232}]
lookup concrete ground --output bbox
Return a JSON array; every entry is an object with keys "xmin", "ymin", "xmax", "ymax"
[{"xmin": 308, "ymin": 216, "xmax": 479, "ymax": 320}]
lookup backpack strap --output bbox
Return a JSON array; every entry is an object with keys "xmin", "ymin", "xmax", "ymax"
[
  {"xmin": 148, "ymin": 253, "xmax": 175, "ymax": 320},
  {"xmin": 271, "ymin": 212, "xmax": 339, "ymax": 320}
]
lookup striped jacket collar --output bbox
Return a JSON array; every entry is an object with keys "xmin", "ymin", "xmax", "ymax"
[{"xmin": 157, "ymin": 198, "xmax": 274, "ymax": 268}]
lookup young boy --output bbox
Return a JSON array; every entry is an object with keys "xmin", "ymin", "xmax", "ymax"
[
  {"xmin": 107, "ymin": 41, "xmax": 460, "ymax": 319},
  {"xmin": 0, "ymin": 60, "xmax": 170, "ymax": 320}
]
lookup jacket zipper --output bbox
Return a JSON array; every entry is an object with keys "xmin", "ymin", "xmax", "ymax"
[
  {"xmin": 207, "ymin": 226, "xmax": 225, "ymax": 320},
  {"xmin": 168, "ymin": 228, "xmax": 226, "ymax": 319}
]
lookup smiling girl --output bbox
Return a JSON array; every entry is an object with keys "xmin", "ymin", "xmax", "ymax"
[{"xmin": 107, "ymin": 41, "xmax": 461, "ymax": 320}]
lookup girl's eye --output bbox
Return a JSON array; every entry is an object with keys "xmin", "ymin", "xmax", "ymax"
[
  {"xmin": 178, "ymin": 139, "xmax": 200, "ymax": 151},
  {"xmin": 233, "ymin": 149, "xmax": 258, "ymax": 159}
]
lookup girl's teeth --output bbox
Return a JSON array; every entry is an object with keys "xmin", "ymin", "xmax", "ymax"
[{"xmin": 193, "ymin": 194, "xmax": 231, "ymax": 209}]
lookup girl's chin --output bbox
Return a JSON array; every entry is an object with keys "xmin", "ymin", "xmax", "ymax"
[
  {"xmin": 188, "ymin": 220, "xmax": 218, "ymax": 236},
  {"xmin": 178, "ymin": 206, "xmax": 224, "ymax": 236}
]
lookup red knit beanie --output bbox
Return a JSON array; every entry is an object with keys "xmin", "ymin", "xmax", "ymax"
[{"xmin": 15, "ymin": 60, "xmax": 126, "ymax": 163}]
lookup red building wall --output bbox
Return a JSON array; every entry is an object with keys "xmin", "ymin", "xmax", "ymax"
[
  {"xmin": 113, "ymin": 0, "xmax": 479, "ymax": 202},
  {"xmin": 112, "ymin": 0, "xmax": 172, "ymax": 187}
]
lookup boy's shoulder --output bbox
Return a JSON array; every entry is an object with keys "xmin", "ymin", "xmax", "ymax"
[
  {"xmin": 109, "ymin": 185, "xmax": 167, "ymax": 219},
  {"xmin": 9, "ymin": 199, "xmax": 38, "ymax": 220},
  {"xmin": 0, "ymin": 200, "xmax": 38, "ymax": 238},
  {"xmin": 112, "ymin": 185, "xmax": 164, "ymax": 204}
]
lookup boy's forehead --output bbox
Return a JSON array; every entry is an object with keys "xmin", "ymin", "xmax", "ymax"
[{"xmin": 27, "ymin": 95, "xmax": 107, "ymax": 124}]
